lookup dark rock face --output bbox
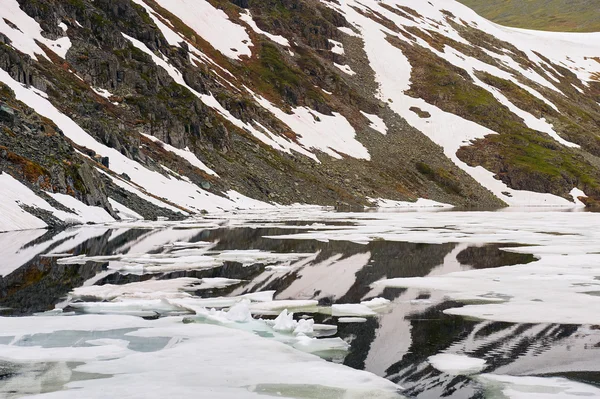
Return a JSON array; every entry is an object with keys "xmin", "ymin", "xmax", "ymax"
[{"xmin": 6, "ymin": 0, "xmax": 598, "ymax": 227}]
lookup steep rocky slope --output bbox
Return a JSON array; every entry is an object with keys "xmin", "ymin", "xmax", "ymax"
[{"xmin": 1, "ymin": 0, "xmax": 599, "ymax": 231}]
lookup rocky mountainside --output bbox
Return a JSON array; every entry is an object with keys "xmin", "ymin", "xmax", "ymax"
[{"xmin": 0, "ymin": 0, "xmax": 599, "ymax": 231}]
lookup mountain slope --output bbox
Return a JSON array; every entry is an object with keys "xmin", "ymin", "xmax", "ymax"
[
  {"xmin": 456, "ymin": 0, "xmax": 600, "ymax": 32},
  {"xmin": 1, "ymin": 0, "xmax": 600, "ymax": 231}
]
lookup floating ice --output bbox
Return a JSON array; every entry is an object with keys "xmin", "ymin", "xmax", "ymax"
[
  {"xmin": 477, "ymin": 374, "xmax": 600, "ymax": 398},
  {"xmin": 332, "ymin": 304, "xmax": 377, "ymax": 317},
  {"xmin": 428, "ymin": 353, "xmax": 487, "ymax": 375}
]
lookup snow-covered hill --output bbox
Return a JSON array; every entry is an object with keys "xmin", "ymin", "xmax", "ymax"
[{"xmin": 1, "ymin": 0, "xmax": 599, "ymax": 231}]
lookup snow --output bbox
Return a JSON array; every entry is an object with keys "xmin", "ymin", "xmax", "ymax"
[
  {"xmin": 254, "ymin": 95, "xmax": 370, "ymax": 160},
  {"xmin": 108, "ymin": 198, "xmax": 144, "ymax": 220},
  {"xmin": 0, "ymin": 173, "xmax": 114, "ymax": 232},
  {"xmin": 141, "ymin": 133, "xmax": 218, "ymax": 177},
  {"xmin": 91, "ymin": 87, "xmax": 113, "ymax": 99},
  {"xmin": 428, "ymin": 353, "xmax": 486, "ymax": 375},
  {"xmin": 130, "ymin": 0, "xmax": 185, "ymax": 47},
  {"xmin": 360, "ymin": 111, "xmax": 388, "ymax": 135},
  {"xmin": 338, "ymin": 26, "xmax": 361, "ymax": 37},
  {"xmin": 322, "ymin": 0, "xmax": 600, "ymax": 205},
  {"xmin": 0, "ymin": 173, "xmax": 48, "ymax": 232},
  {"xmin": 0, "ymin": 56, "xmax": 276, "ymax": 226},
  {"xmin": 569, "ymin": 187, "xmax": 587, "ymax": 206},
  {"xmin": 328, "ymin": 39, "xmax": 345, "ymax": 55},
  {"xmin": 0, "ymin": 0, "xmax": 71, "ymax": 60},
  {"xmin": 334, "ymin": 62, "xmax": 356, "ymax": 75},
  {"xmin": 152, "ymin": 0, "xmax": 252, "ymax": 59},
  {"xmin": 46, "ymin": 192, "xmax": 114, "ymax": 224},
  {"xmin": 239, "ymin": 10, "xmax": 289, "ymax": 47}
]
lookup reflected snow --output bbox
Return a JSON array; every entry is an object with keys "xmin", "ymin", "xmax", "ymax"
[{"xmin": 1, "ymin": 209, "xmax": 600, "ymax": 398}]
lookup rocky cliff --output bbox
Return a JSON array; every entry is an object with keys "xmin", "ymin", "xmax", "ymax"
[{"xmin": 1, "ymin": 0, "xmax": 599, "ymax": 231}]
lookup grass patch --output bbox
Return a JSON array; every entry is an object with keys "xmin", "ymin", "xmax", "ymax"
[{"xmin": 456, "ymin": 0, "xmax": 600, "ymax": 32}]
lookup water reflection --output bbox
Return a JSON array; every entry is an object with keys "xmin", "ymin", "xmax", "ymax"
[{"xmin": 0, "ymin": 223, "xmax": 596, "ymax": 398}]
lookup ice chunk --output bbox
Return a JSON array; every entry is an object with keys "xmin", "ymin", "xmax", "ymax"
[
  {"xmin": 428, "ymin": 353, "xmax": 486, "ymax": 375},
  {"xmin": 67, "ymin": 299, "xmax": 194, "ymax": 317},
  {"xmin": 332, "ymin": 303, "xmax": 377, "ymax": 317},
  {"xmin": 294, "ymin": 318, "xmax": 315, "ymax": 335},
  {"xmin": 361, "ymin": 297, "xmax": 391, "ymax": 311},
  {"xmin": 225, "ymin": 299, "xmax": 252, "ymax": 323},
  {"xmin": 292, "ymin": 335, "xmax": 350, "ymax": 353},
  {"xmin": 338, "ymin": 317, "xmax": 368, "ymax": 323},
  {"xmin": 272, "ymin": 309, "xmax": 296, "ymax": 332}
]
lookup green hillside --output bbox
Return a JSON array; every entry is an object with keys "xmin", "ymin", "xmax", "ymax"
[{"xmin": 456, "ymin": 0, "xmax": 600, "ymax": 32}]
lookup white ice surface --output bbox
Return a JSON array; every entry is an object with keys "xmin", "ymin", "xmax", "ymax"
[
  {"xmin": 428, "ymin": 353, "xmax": 486, "ymax": 375},
  {"xmin": 17, "ymin": 319, "xmax": 402, "ymax": 399},
  {"xmin": 71, "ymin": 278, "xmax": 203, "ymax": 301},
  {"xmin": 332, "ymin": 303, "xmax": 377, "ymax": 317}
]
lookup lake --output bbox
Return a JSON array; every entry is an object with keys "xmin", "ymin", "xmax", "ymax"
[{"xmin": 1, "ymin": 208, "xmax": 600, "ymax": 398}]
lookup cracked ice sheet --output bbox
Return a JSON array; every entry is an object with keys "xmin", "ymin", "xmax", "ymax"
[{"xmin": 4, "ymin": 316, "xmax": 404, "ymax": 399}]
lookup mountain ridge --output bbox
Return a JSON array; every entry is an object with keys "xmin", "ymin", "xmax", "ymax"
[{"xmin": 0, "ymin": 0, "xmax": 599, "ymax": 231}]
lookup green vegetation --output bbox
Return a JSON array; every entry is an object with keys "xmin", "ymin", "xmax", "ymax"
[
  {"xmin": 456, "ymin": 0, "xmax": 600, "ymax": 32},
  {"xmin": 397, "ymin": 39, "xmax": 600, "ymax": 197}
]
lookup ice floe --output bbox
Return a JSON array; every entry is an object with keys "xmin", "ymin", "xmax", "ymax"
[{"xmin": 428, "ymin": 353, "xmax": 487, "ymax": 375}]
